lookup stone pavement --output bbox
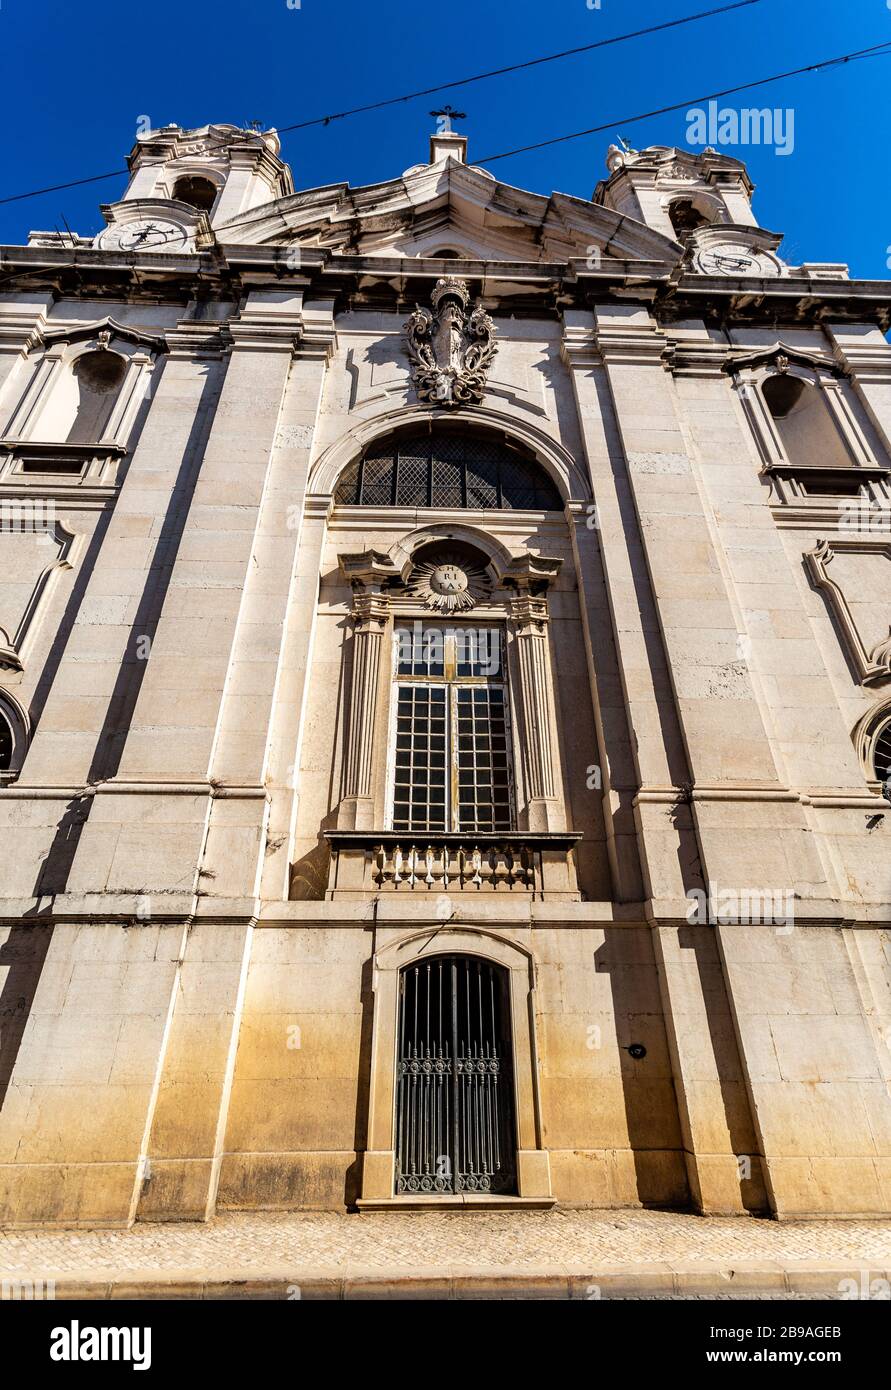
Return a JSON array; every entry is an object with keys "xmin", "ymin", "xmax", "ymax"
[{"xmin": 3, "ymin": 1208, "xmax": 891, "ymax": 1299}]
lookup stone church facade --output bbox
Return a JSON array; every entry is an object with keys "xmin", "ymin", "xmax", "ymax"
[{"xmin": 0, "ymin": 120, "xmax": 889, "ymax": 1227}]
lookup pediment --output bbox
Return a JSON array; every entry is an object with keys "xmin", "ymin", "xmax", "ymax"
[{"xmin": 214, "ymin": 160, "xmax": 680, "ymax": 267}]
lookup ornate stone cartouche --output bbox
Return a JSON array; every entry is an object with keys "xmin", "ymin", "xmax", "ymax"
[{"xmin": 403, "ymin": 277, "xmax": 497, "ymax": 407}]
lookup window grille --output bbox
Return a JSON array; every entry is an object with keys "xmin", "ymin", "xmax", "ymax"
[
  {"xmin": 335, "ymin": 432, "xmax": 562, "ymax": 510},
  {"xmin": 396, "ymin": 955, "xmax": 516, "ymax": 1195},
  {"xmin": 875, "ymin": 721, "xmax": 891, "ymax": 784}
]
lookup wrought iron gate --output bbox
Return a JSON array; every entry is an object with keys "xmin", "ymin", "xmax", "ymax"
[{"xmin": 395, "ymin": 955, "xmax": 516, "ymax": 1195}]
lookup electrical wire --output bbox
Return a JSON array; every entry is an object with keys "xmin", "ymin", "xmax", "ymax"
[
  {"xmin": 0, "ymin": 0, "xmax": 766, "ymax": 208},
  {"xmin": 476, "ymin": 39, "xmax": 891, "ymax": 163}
]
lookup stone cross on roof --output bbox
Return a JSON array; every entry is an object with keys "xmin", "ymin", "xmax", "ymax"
[
  {"xmin": 429, "ymin": 107, "xmax": 468, "ymax": 165},
  {"xmin": 430, "ymin": 105, "xmax": 466, "ymax": 135}
]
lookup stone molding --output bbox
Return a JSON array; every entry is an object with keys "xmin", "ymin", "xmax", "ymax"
[
  {"xmin": 804, "ymin": 537, "xmax": 891, "ymax": 686},
  {"xmin": 0, "ymin": 517, "xmax": 82, "ymax": 671}
]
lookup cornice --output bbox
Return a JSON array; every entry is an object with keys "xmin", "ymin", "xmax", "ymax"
[
  {"xmin": 38, "ymin": 314, "xmax": 167, "ymax": 354},
  {"xmin": 663, "ymin": 340, "xmax": 729, "ymax": 378},
  {"xmin": 593, "ymin": 322, "xmax": 670, "ymax": 368},
  {"xmin": 722, "ymin": 341, "xmax": 845, "ymax": 378},
  {"xmin": 1, "ymin": 243, "xmax": 889, "ymax": 335},
  {"xmin": 831, "ymin": 341, "xmax": 891, "ymax": 384}
]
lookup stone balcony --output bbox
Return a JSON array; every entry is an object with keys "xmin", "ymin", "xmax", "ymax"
[{"xmin": 324, "ymin": 831, "xmax": 582, "ymax": 901}]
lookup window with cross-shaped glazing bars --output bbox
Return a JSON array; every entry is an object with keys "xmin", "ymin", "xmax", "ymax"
[
  {"xmin": 389, "ymin": 625, "xmax": 513, "ymax": 833},
  {"xmin": 334, "ymin": 432, "xmax": 562, "ymax": 510}
]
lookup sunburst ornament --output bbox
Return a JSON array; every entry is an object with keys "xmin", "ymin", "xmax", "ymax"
[{"xmin": 409, "ymin": 552, "xmax": 492, "ymax": 613}]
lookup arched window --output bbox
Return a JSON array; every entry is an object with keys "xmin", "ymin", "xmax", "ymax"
[
  {"xmin": 762, "ymin": 373, "xmax": 852, "ymax": 470},
  {"xmin": 0, "ymin": 706, "xmax": 12, "ymax": 772},
  {"xmin": 334, "ymin": 431, "xmax": 563, "ymax": 510},
  {"xmin": 669, "ymin": 198, "xmax": 710, "ymax": 237},
  {"xmin": 0, "ymin": 696, "xmax": 27, "ymax": 782},
  {"xmin": 172, "ymin": 175, "xmax": 217, "ymax": 212}
]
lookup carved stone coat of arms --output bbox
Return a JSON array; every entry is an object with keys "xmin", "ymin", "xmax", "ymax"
[{"xmin": 404, "ymin": 277, "xmax": 497, "ymax": 407}]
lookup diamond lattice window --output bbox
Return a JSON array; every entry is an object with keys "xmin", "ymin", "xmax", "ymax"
[{"xmin": 335, "ymin": 433, "xmax": 562, "ymax": 510}]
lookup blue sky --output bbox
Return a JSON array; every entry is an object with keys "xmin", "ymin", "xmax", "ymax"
[{"xmin": 1, "ymin": 0, "xmax": 889, "ymax": 277}]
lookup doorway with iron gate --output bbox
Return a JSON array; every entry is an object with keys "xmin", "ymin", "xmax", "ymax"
[{"xmin": 395, "ymin": 954, "xmax": 517, "ymax": 1195}]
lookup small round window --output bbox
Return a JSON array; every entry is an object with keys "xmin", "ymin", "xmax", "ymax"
[
  {"xmin": 874, "ymin": 720, "xmax": 891, "ymax": 784},
  {"xmin": 0, "ymin": 708, "xmax": 14, "ymax": 772}
]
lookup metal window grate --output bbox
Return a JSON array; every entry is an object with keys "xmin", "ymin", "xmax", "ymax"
[
  {"xmin": 392, "ymin": 685, "xmax": 448, "ymax": 832},
  {"xmin": 360, "ymin": 452, "xmax": 394, "ymax": 506},
  {"xmin": 0, "ymin": 711, "xmax": 12, "ymax": 771},
  {"xmin": 334, "ymin": 431, "xmax": 562, "ymax": 510},
  {"xmin": 396, "ymin": 955, "xmax": 516, "ymax": 1196}
]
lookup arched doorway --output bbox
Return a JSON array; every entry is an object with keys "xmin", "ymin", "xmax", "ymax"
[{"xmin": 395, "ymin": 954, "xmax": 516, "ymax": 1195}]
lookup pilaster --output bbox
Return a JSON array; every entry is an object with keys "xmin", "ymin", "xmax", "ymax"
[
  {"xmin": 337, "ymin": 551, "xmax": 397, "ymax": 831},
  {"xmin": 0, "ymin": 294, "xmax": 52, "ymax": 425},
  {"xmin": 506, "ymin": 555, "xmax": 563, "ymax": 832}
]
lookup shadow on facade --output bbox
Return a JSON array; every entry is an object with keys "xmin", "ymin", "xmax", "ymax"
[
  {"xmin": 346, "ymin": 951, "xmax": 377, "ymax": 1207},
  {"xmin": 0, "ymin": 922, "xmax": 52, "ymax": 1114},
  {"xmin": 28, "ymin": 362, "xmax": 222, "ymax": 901},
  {"xmin": 677, "ymin": 922, "xmax": 769, "ymax": 1213},
  {"xmin": 594, "ymin": 929, "xmax": 690, "ymax": 1210}
]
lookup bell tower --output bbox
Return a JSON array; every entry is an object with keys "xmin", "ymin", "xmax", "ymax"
[
  {"xmin": 118, "ymin": 122, "xmax": 293, "ymax": 227},
  {"xmin": 593, "ymin": 142, "xmax": 760, "ymax": 242}
]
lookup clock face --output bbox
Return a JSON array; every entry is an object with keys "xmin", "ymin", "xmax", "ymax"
[
  {"xmin": 695, "ymin": 244, "xmax": 777, "ymax": 277},
  {"xmin": 430, "ymin": 564, "xmax": 468, "ymax": 597},
  {"xmin": 98, "ymin": 219, "xmax": 189, "ymax": 252}
]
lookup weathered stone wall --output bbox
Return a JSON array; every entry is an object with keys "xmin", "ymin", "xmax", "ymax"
[{"xmin": 0, "ymin": 231, "xmax": 890, "ymax": 1226}]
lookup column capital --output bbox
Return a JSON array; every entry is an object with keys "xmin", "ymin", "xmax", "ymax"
[
  {"xmin": 0, "ymin": 294, "xmax": 53, "ymax": 356},
  {"xmin": 340, "ymin": 549, "xmax": 399, "ymax": 627},
  {"xmin": 503, "ymin": 553, "xmax": 562, "ymax": 592},
  {"xmin": 592, "ymin": 305, "xmax": 670, "ymax": 368},
  {"xmin": 504, "ymin": 554, "xmax": 562, "ymax": 628},
  {"xmin": 226, "ymin": 289, "xmax": 307, "ymax": 354}
]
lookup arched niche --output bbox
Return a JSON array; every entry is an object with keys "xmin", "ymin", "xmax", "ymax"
[
  {"xmin": 171, "ymin": 174, "xmax": 218, "ymax": 212},
  {"xmin": 853, "ymin": 698, "xmax": 891, "ymax": 788},
  {"xmin": 4, "ymin": 319, "xmax": 165, "ymax": 449},
  {"xmin": 761, "ymin": 370, "xmax": 854, "ymax": 472}
]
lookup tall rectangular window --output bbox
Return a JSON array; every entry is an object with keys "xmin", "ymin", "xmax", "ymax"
[{"xmin": 390, "ymin": 625, "xmax": 513, "ymax": 833}]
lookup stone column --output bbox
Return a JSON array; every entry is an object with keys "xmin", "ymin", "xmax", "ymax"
[
  {"xmin": 130, "ymin": 299, "xmax": 337, "ymax": 1222},
  {"xmin": 0, "ymin": 293, "xmax": 328, "ymax": 1227},
  {"xmin": 337, "ymin": 551, "xmax": 395, "ymax": 831}
]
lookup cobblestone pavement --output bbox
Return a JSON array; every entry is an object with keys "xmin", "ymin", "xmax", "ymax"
[{"xmin": 2, "ymin": 1208, "xmax": 890, "ymax": 1281}]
